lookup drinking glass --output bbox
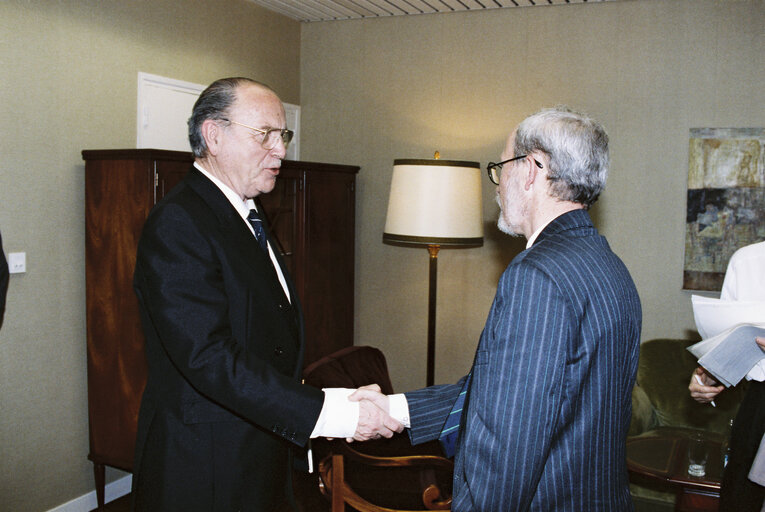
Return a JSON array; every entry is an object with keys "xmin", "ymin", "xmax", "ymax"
[{"xmin": 688, "ymin": 432, "xmax": 708, "ymax": 477}]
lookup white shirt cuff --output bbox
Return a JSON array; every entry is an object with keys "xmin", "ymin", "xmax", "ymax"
[
  {"xmin": 310, "ymin": 388, "xmax": 359, "ymax": 439},
  {"xmin": 747, "ymin": 359, "xmax": 765, "ymax": 382},
  {"xmin": 388, "ymin": 393, "xmax": 411, "ymax": 428}
]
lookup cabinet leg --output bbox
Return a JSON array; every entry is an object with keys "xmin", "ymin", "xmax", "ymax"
[{"xmin": 93, "ymin": 463, "xmax": 105, "ymax": 510}]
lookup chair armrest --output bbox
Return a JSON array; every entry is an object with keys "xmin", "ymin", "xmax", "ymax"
[
  {"xmin": 319, "ymin": 442, "xmax": 453, "ymax": 511},
  {"xmin": 338, "ymin": 442, "xmax": 454, "ymax": 471},
  {"xmin": 629, "ymin": 384, "xmax": 658, "ymax": 437}
]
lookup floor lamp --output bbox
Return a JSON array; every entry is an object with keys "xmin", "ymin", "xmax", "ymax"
[{"xmin": 382, "ymin": 157, "xmax": 483, "ymax": 386}]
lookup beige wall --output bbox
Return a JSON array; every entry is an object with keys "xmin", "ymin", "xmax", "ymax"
[
  {"xmin": 299, "ymin": 0, "xmax": 765, "ymax": 392},
  {"xmin": 0, "ymin": 1, "xmax": 300, "ymax": 510}
]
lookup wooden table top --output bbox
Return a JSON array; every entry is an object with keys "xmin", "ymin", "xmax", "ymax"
[{"xmin": 626, "ymin": 427, "xmax": 724, "ymax": 492}]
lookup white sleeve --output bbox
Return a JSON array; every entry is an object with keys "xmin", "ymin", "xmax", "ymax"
[
  {"xmin": 310, "ymin": 388, "xmax": 359, "ymax": 438},
  {"xmin": 388, "ymin": 393, "xmax": 411, "ymax": 428}
]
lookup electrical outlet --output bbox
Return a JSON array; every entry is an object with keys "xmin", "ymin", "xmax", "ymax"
[{"xmin": 8, "ymin": 252, "xmax": 26, "ymax": 274}]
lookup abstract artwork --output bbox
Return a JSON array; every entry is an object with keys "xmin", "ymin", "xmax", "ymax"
[{"xmin": 683, "ymin": 128, "xmax": 765, "ymax": 291}]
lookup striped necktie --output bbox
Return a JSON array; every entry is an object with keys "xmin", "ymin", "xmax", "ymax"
[
  {"xmin": 247, "ymin": 209, "xmax": 268, "ymax": 252},
  {"xmin": 438, "ymin": 373, "xmax": 471, "ymax": 458}
]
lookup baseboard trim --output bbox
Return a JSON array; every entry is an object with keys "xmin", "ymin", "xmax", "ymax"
[{"xmin": 48, "ymin": 475, "xmax": 132, "ymax": 512}]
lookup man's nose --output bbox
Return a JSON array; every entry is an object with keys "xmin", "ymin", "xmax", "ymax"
[{"xmin": 271, "ymin": 138, "xmax": 287, "ymax": 159}]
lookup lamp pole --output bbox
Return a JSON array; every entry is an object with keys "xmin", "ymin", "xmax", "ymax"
[{"xmin": 426, "ymin": 244, "xmax": 440, "ymax": 387}]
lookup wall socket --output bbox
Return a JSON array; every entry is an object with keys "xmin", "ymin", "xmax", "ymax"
[{"xmin": 8, "ymin": 252, "xmax": 26, "ymax": 274}]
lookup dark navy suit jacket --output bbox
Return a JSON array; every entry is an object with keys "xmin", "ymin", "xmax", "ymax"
[
  {"xmin": 132, "ymin": 168, "xmax": 324, "ymax": 511},
  {"xmin": 406, "ymin": 209, "xmax": 642, "ymax": 511},
  {"xmin": 0, "ymin": 231, "xmax": 7, "ymax": 328}
]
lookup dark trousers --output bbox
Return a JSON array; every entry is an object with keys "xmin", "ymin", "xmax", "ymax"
[{"xmin": 721, "ymin": 380, "xmax": 765, "ymax": 512}]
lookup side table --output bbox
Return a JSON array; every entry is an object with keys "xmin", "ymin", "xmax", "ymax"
[{"xmin": 627, "ymin": 427, "xmax": 724, "ymax": 512}]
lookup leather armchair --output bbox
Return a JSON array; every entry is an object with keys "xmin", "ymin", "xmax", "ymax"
[
  {"xmin": 629, "ymin": 338, "xmax": 746, "ymax": 438},
  {"xmin": 628, "ymin": 338, "xmax": 747, "ymax": 509}
]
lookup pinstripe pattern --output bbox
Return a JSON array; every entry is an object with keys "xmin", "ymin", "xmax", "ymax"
[
  {"xmin": 439, "ymin": 374, "xmax": 471, "ymax": 456},
  {"xmin": 406, "ymin": 210, "xmax": 641, "ymax": 511}
]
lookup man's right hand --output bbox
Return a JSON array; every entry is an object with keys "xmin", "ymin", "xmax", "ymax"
[
  {"xmin": 350, "ymin": 388, "xmax": 403, "ymax": 442},
  {"xmin": 349, "ymin": 384, "xmax": 390, "ymax": 411},
  {"xmin": 347, "ymin": 384, "xmax": 403, "ymax": 442},
  {"xmin": 688, "ymin": 366, "xmax": 724, "ymax": 403}
]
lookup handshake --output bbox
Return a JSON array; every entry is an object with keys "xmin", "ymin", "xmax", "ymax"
[{"xmin": 348, "ymin": 384, "xmax": 406, "ymax": 442}]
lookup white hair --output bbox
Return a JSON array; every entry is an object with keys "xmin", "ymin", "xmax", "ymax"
[{"xmin": 514, "ymin": 106, "xmax": 609, "ymax": 208}]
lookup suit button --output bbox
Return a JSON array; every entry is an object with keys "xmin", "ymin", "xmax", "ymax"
[{"xmin": 274, "ymin": 347, "xmax": 284, "ymax": 356}]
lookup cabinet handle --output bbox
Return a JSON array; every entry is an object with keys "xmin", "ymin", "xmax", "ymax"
[{"xmin": 153, "ymin": 163, "xmax": 158, "ymax": 204}]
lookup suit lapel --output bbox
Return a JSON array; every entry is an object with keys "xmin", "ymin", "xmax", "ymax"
[
  {"xmin": 253, "ymin": 198, "xmax": 302, "ymax": 306},
  {"xmin": 183, "ymin": 169, "xmax": 294, "ymax": 304},
  {"xmin": 254, "ymin": 198, "xmax": 306, "ymax": 378},
  {"xmin": 183, "ymin": 169, "xmax": 306, "ymax": 377}
]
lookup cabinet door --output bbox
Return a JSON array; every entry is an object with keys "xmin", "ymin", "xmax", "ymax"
[
  {"xmin": 84, "ymin": 151, "xmax": 191, "ymax": 472},
  {"xmin": 301, "ymin": 171, "xmax": 355, "ymax": 365},
  {"xmin": 259, "ymin": 170, "xmax": 301, "ymax": 281},
  {"xmin": 85, "ymin": 158, "xmax": 153, "ymax": 470},
  {"xmin": 155, "ymin": 159, "xmax": 190, "ymax": 202}
]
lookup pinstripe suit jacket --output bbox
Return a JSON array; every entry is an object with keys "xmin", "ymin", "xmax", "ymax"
[{"xmin": 405, "ymin": 209, "xmax": 642, "ymax": 512}]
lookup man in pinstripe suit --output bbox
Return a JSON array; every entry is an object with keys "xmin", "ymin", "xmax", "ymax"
[{"xmin": 353, "ymin": 107, "xmax": 642, "ymax": 511}]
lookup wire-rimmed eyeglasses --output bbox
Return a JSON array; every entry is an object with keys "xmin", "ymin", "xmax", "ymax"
[
  {"xmin": 222, "ymin": 118, "xmax": 294, "ymax": 150},
  {"xmin": 486, "ymin": 155, "xmax": 543, "ymax": 185}
]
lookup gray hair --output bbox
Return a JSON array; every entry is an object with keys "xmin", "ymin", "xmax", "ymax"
[
  {"xmin": 188, "ymin": 77, "xmax": 273, "ymax": 158},
  {"xmin": 514, "ymin": 106, "xmax": 609, "ymax": 208}
]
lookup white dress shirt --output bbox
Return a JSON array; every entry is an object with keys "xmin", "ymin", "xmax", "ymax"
[{"xmin": 720, "ymin": 241, "xmax": 765, "ymax": 381}]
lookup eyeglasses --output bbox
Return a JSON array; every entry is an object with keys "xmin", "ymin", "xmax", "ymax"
[
  {"xmin": 486, "ymin": 155, "xmax": 543, "ymax": 185},
  {"xmin": 222, "ymin": 118, "xmax": 294, "ymax": 150}
]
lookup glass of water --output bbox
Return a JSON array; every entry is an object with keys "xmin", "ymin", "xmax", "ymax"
[{"xmin": 688, "ymin": 432, "xmax": 708, "ymax": 477}]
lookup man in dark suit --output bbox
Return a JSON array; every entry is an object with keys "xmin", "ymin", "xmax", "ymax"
[
  {"xmin": 0, "ymin": 231, "xmax": 8, "ymax": 328},
  {"xmin": 354, "ymin": 107, "xmax": 642, "ymax": 511},
  {"xmin": 132, "ymin": 77, "xmax": 400, "ymax": 511}
]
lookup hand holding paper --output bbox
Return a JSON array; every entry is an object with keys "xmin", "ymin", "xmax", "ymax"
[{"xmin": 689, "ymin": 369, "xmax": 721, "ymax": 406}]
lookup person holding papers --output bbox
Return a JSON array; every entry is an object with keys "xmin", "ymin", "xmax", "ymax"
[{"xmin": 689, "ymin": 240, "xmax": 765, "ymax": 512}]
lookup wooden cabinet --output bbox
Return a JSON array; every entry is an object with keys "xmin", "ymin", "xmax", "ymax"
[
  {"xmin": 83, "ymin": 149, "xmax": 191, "ymax": 489},
  {"xmin": 258, "ymin": 160, "xmax": 358, "ymax": 365},
  {"xmin": 82, "ymin": 149, "xmax": 358, "ymax": 508}
]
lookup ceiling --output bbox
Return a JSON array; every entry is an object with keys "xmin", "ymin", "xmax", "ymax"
[{"xmin": 247, "ymin": 0, "xmax": 622, "ymax": 22}]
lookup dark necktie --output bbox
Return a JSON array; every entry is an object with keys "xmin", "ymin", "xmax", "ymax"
[
  {"xmin": 247, "ymin": 209, "xmax": 268, "ymax": 252},
  {"xmin": 438, "ymin": 373, "xmax": 471, "ymax": 458}
]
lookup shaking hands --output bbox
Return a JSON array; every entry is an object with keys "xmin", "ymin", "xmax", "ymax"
[
  {"xmin": 312, "ymin": 384, "xmax": 405, "ymax": 441},
  {"xmin": 348, "ymin": 384, "xmax": 402, "ymax": 442}
]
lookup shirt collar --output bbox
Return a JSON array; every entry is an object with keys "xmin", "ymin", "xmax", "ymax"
[
  {"xmin": 194, "ymin": 162, "xmax": 254, "ymax": 219},
  {"xmin": 526, "ymin": 219, "xmax": 552, "ymax": 249}
]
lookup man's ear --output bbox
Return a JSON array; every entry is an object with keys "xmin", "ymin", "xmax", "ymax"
[
  {"xmin": 201, "ymin": 119, "xmax": 222, "ymax": 156},
  {"xmin": 523, "ymin": 156, "xmax": 540, "ymax": 191}
]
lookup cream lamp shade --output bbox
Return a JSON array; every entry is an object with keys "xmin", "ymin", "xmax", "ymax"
[
  {"xmin": 382, "ymin": 157, "xmax": 483, "ymax": 386},
  {"xmin": 383, "ymin": 159, "xmax": 483, "ymax": 246}
]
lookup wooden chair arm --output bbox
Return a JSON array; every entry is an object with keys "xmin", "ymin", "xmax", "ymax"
[
  {"xmin": 318, "ymin": 443, "xmax": 453, "ymax": 511},
  {"xmin": 337, "ymin": 441, "xmax": 454, "ymax": 472}
]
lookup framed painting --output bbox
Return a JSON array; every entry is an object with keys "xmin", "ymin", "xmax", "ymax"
[{"xmin": 683, "ymin": 128, "xmax": 765, "ymax": 291}]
